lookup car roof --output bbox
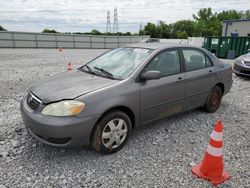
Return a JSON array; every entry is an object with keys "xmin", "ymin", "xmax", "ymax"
[{"xmin": 124, "ymin": 42, "xmax": 200, "ymax": 50}]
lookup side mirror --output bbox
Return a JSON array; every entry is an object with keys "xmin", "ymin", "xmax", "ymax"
[{"xmin": 141, "ymin": 71, "xmax": 161, "ymax": 80}]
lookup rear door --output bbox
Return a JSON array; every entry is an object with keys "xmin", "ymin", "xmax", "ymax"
[
  {"xmin": 140, "ymin": 49, "xmax": 186, "ymax": 123},
  {"xmin": 181, "ymin": 48, "xmax": 216, "ymax": 110}
]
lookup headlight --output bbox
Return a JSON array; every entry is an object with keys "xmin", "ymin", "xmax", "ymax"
[
  {"xmin": 235, "ymin": 59, "xmax": 245, "ymax": 66},
  {"xmin": 41, "ymin": 100, "xmax": 85, "ymax": 116}
]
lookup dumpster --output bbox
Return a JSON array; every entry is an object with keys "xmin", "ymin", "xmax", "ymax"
[
  {"xmin": 243, "ymin": 38, "xmax": 250, "ymax": 54},
  {"xmin": 202, "ymin": 37, "xmax": 211, "ymax": 50},
  {"xmin": 203, "ymin": 36, "xmax": 250, "ymax": 58},
  {"xmin": 218, "ymin": 37, "xmax": 231, "ymax": 58},
  {"xmin": 210, "ymin": 37, "xmax": 220, "ymax": 55}
]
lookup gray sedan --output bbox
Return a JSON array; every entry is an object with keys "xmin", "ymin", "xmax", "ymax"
[
  {"xmin": 233, "ymin": 52, "xmax": 250, "ymax": 76},
  {"xmin": 20, "ymin": 43, "xmax": 233, "ymax": 154}
]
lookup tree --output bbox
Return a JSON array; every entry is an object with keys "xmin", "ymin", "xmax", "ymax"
[
  {"xmin": 42, "ymin": 28, "xmax": 58, "ymax": 33},
  {"xmin": 193, "ymin": 7, "xmax": 213, "ymax": 22},
  {"xmin": 176, "ymin": 31, "xmax": 188, "ymax": 39},
  {"xmin": 216, "ymin": 10, "xmax": 242, "ymax": 21},
  {"xmin": 139, "ymin": 21, "xmax": 171, "ymax": 38},
  {"xmin": 192, "ymin": 8, "xmax": 214, "ymax": 36},
  {"xmin": 192, "ymin": 8, "xmax": 250, "ymax": 37},
  {"xmin": 90, "ymin": 29, "xmax": 102, "ymax": 35},
  {"xmin": 157, "ymin": 21, "xmax": 171, "ymax": 38},
  {"xmin": 0, "ymin": 25, "xmax": 6, "ymax": 31},
  {"xmin": 172, "ymin": 20, "xmax": 195, "ymax": 38},
  {"xmin": 139, "ymin": 8, "xmax": 250, "ymax": 38},
  {"xmin": 125, "ymin": 32, "xmax": 131, "ymax": 36},
  {"xmin": 143, "ymin": 22, "xmax": 158, "ymax": 38},
  {"xmin": 242, "ymin": 10, "xmax": 250, "ymax": 19},
  {"xmin": 139, "ymin": 29, "xmax": 144, "ymax": 35}
]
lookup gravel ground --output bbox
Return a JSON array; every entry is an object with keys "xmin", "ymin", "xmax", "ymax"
[{"xmin": 0, "ymin": 49, "xmax": 249, "ymax": 188}]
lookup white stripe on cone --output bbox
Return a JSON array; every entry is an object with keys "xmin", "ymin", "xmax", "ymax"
[
  {"xmin": 210, "ymin": 131, "xmax": 223, "ymax": 141},
  {"xmin": 207, "ymin": 145, "xmax": 223, "ymax": 157}
]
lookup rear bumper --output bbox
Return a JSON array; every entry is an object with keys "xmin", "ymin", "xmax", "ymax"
[{"xmin": 20, "ymin": 98, "xmax": 99, "ymax": 148}]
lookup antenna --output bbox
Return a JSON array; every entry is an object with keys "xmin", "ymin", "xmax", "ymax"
[
  {"xmin": 106, "ymin": 10, "xmax": 111, "ymax": 33},
  {"xmin": 113, "ymin": 8, "xmax": 119, "ymax": 33}
]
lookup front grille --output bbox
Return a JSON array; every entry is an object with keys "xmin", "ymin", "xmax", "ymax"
[
  {"xmin": 244, "ymin": 61, "xmax": 250, "ymax": 67},
  {"xmin": 27, "ymin": 92, "xmax": 42, "ymax": 110}
]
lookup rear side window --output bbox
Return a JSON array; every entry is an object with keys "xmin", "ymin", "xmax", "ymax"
[{"xmin": 183, "ymin": 49, "xmax": 207, "ymax": 71}]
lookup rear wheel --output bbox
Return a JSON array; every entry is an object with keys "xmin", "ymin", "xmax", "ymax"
[
  {"xmin": 203, "ymin": 86, "xmax": 222, "ymax": 113},
  {"xmin": 91, "ymin": 110, "xmax": 132, "ymax": 154}
]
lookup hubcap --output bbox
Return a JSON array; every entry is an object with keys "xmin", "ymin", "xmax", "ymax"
[{"xmin": 102, "ymin": 118, "xmax": 128, "ymax": 149}]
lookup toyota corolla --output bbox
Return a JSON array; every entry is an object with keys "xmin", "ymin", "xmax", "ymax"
[{"xmin": 20, "ymin": 43, "xmax": 233, "ymax": 154}]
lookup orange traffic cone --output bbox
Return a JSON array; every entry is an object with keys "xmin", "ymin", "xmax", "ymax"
[
  {"xmin": 67, "ymin": 62, "xmax": 73, "ymax": 71},
  {"xmin": 191, "ymin": 120, "xmax": 230, "ymax": 186}
]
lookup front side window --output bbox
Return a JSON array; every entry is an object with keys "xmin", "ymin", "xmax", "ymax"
[
  {"xmin": 84, "ymin": 48, "xmax": 152, "ymax": 79},
  {"xmin": 183, "ymin": 49, "xmax": 208, "ymax": 71},
  {"xmin": 145, "ymin": 50, "xmax": 181, "ymax": 77}
]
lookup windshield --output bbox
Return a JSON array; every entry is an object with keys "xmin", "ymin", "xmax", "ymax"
[{"xmin": 84, "ymin": 48, "xmax": 152, "ymax": 79}]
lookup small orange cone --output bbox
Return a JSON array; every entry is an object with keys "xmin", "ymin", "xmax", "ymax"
[
  {"xmin": 67, "ymin": 62, "xmax": 73, "ymax": 71},
  {"xmin": 191, "ymin": 120, "xmax": 230, "ymax": 186}
]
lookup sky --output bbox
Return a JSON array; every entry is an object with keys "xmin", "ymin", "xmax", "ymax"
[{"xmin": 0, "ymin": 0, "xmax": 250, "ymax": 33}]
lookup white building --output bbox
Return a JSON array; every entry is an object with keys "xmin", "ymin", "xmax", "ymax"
[{"xmin": 222, "ymin": 19, "xmax": 250, "ymax": 37}]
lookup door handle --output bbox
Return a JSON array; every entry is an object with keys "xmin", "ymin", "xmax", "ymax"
[
  {"xmin": 176, "ymin": 77, "xmax": 184, "ymax": 82},
  {"xmin": 209, "ymin": 70, "xmax": 213, "ymax": 73}
]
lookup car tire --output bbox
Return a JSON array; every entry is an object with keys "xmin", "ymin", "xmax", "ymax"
[
  {"xmin": 91, "ymin": 110, "xmax": 132, "ymax": 154},
  {"xmin": 203, "ymin": 86, "xmax": 223, "ymax": 113}
]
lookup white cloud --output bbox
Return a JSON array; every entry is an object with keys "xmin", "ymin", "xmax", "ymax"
[{"xmin": 0, "ymin": 0, "xmax": 249, "ymax": 32}]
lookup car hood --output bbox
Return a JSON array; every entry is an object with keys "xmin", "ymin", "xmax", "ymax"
[
  {"xmin": 238, "ymin": 53, "xmax": 250, "ymax": 61},
  {"xmin": 30, "ymin": 71, "xmax": 119, "ymax": 104}
]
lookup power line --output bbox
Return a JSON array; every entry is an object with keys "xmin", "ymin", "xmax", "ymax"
[
  {"xmin": 113, "ymin": 8, "xmax": 119, "ymax": 33},
  {"xmin": 106, "ymin": 10, "xmax": 111, "ymax": 33}
]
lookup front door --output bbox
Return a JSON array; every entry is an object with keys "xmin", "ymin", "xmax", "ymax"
[{"xmin": 140, "ymin": 49, "xmax": 186, "ymax": 123}]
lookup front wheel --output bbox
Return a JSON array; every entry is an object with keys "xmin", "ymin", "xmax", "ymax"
[
  {"xmin": 203, "ymin": 86, "xmax": 222, "ymax": 113},
  {"xmin": 91, "ymin": 110, "xmax": 132, "ymax": 154}
]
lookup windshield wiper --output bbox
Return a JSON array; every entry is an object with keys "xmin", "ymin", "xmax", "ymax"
[
  {"xmin": 78, "ymin": 64, "xmax": 95, "ymax": 75},
  {"xmin": 94, "ymin": 67, "xmax": 114, "ymax": 79}
]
